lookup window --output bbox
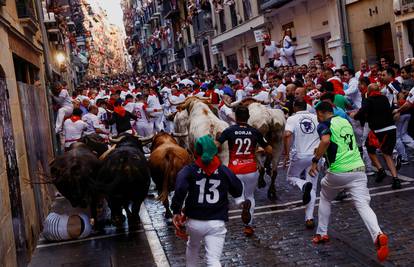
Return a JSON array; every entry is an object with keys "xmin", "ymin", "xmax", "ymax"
[
  {"xmin": 230, "ymin": 4, "xmax": 238, "ymax": 27},
  {"xmin": 219, "ymin": 10, "xmax": 226, "ymax": 33},
  {"xmin": 242, "ymin": 0, "xmax": 252, "ymax": 21},
  {"xmin": 15, "ymin": 0, "xmax": 36, "ymax": 20},
  {"xmin": 226, "ymin": 53, "xmax": 238, "ymax": 71}
]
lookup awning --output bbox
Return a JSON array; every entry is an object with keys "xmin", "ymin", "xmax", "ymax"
[{"xmin": 212, "ymin": 15, "xmax": 266, "ymax": 45}]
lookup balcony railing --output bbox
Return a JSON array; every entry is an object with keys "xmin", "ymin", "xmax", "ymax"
[{"xmin": 192, "ymin": 10, "xmax": 213, "ymax": 38}]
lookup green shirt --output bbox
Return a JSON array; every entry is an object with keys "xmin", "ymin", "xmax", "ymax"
[{"xmin": 317, "ymin": 116, "xmax": 364, "ymax": 173}]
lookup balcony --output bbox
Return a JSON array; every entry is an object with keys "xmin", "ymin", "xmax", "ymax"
[
  {"xmin": 260, "ymin": 0, "xmax": 292, "ymax": 10},
  {"xmin": 192, "ymin": 10, "xmax": 213, "ymax": 38},
  {"xmin": 16, "ymin": 0, "xmax": 39, "ymax": 35}
]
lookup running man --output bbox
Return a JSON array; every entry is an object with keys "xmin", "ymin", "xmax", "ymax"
[
  {"xmin": 171, "ymin": 135, "xmax": 244, "ymax": 267},
  {"xmin": 217, "ymin": 106, "xmax": 272, "ymax": 236},
  {"xmin": 284, "ymin": 100, "xmax": 320, "ymax": 229},
  {"xmin": 310, "ymin": 102, "xmax": 389, "ymax": 262}
]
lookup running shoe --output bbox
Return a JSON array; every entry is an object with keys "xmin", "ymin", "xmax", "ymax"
[
  {"xmin": 375, "ymin": 233, "xmax": 389, "ymax": 262},
  {"xmin": 392, "ymin": 178, "xmax": 402, "ymax": 190},
  {"xmin": 302, "ymin": 182, "xmax": 313, "ymax": 205},
  {"xmin": 375, "ymin": 168, "xmax": 386, "ymax": 183},
  {"xmin": 305, "ymin": 219, "xmax": 315, "ymax": 229},
  {"xmin": 401, "ymin": 159, "xmax": 410, "ymax": 165},
  {"xmin": 244, "ymin": 226, "xmax": 254, "ymax": 237},
  {"xmin": 241, "ymin": 199, "xmax": 252, "ymax": 225},
  {"xmin": 312, "ymin": 234, "xmax": 329, "ymax": 244}
]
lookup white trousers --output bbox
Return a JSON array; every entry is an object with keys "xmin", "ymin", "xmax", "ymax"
[
  {"xmin": 396, "ymin": 114, "xmax": 414, "ymax": 160},
  {"xmin": 236, "ymin": 171, "xmax": 258, "ymax": 225},
  {"xmin": 55, "ymin": 106, "xmax": 73, "ymax": 133},
  {"xmin": 152, "ymin": 114, "xmax": 164, "ymax": 132},
  {"xmin": 186, "ymin": 219, "xmax": 227, "ymax": 267},
  {"xmin": 287, "ymin": 155, "xmax": 318, "ymax": 220},
  {"xmin": 135, "ymin": 121, "xmax": 153, "ymax": 137},
  {"xmin": 316, "ymin": 171, "xmax": 382, "ymax": 242}
]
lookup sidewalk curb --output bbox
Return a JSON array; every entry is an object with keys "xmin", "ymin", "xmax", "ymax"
[{"xmin": 140, "ymin": 203, "xmax": 170, "ymax": 267}]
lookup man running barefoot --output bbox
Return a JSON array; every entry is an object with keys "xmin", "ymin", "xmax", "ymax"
[
  {"xmin": 284, "ymin": 100, "xmax": 320, "ymax": 229},
  {"xmin": 310, "ymin": 102, "xmax": 389, "ymax": 262},
  {"xmin": 217, "ymin": 106, "xmax": 272, "ymax": 236}
]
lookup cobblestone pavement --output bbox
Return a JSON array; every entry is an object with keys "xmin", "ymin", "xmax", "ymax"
[
  {"xmin": 29, "ymin": 158, "xmax": 414, "ymax": 267},
  {"xmin": 145, "ymin": 160, "xmax": 414, "ymax": 267}
]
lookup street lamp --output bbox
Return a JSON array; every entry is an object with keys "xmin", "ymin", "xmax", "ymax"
[{"xmin": 56, "ymin": 52, "xmax": 66, "ymax": 64}]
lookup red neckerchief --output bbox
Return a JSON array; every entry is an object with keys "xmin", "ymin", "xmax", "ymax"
[
  {"xmin": 114, "ymin": 106, "xmax": 126, "ymax": 117},
  {"xmin": 218, "ymin": 100, "xmax": 225, "ymax": 109},
  {"xmin": 303, "ymin": 95, "xmax": 312, "ymax": 105},
  {"xmin": 368, "ymin": 91, "xmax": 382, "ymax": 97},
  {"xmin": 70, "ymin": 115, "xmax": 81, "ymax": 122},
  {"xmin": 193, "ymin": 89, "xmax": 200, "ymax": 95},
  {"xmin": 195, "ymin": 156, "xmax": 221, "ymax": 176},
  {"xmin": 173, "ymin": 91, "xmax": 181, "ymax": 97},
  {"xmin": 123, "ymin": 99, "xmax": 132, "ymax": 106}
]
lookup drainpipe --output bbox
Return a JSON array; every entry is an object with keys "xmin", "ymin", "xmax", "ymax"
[
  {"xmin": 337, "ymin": 0, "xmax": 354, "ymax": 69},
  {"xmin": 34, "ymin": 0, "xmax": 60, "ymax": 156}
]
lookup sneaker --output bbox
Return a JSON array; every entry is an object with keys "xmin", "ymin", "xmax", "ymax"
[
  {"xmin": 241, "ymin": 199, "xmax": 252, "ymax": 225},
  {"xmin": 312, "ymin": 234, "xmax": 329, "ymax": 244},
  {"xmin": 401, "ymin": 159, "xmax": 410, "ymax": 165},
  {"xmin": 392, "ymin": 178, "xmax": 402, "ymax": 190},
  {"xmin": 244, "ymin": 226, "xmax": 254, "ymax": 237},
  {"xmin": 366, "ymin": 168, "xmax": 375, "ymax": 176},
  {"xmin": 375, "ymin": 233, "xmax": 389, "ymax": 262},
  {"xmin": 375, "ymin": 168, "xmax": 386, "ymax": 183},
  {"xmin": 302, "ymin": 182, "xmax": 313, "ymax": 205},
  {"xmin": 305, "ymin": 219, "xmax": 315, "ymax": 229}
]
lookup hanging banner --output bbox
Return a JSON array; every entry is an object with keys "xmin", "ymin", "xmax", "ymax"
[{"xmin": 254, "ymin": 29, "xmax": 265, "ymax": 43}]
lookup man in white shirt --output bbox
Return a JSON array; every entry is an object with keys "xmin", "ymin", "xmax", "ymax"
[
  {"xmin": 284, "ymin": 100, "xmax": 320, "ymax": 229},
  {"xmin": 146, "ymin": 87, "xmax": 164, "ymax": 132},
  {"xmin": 261, "ymin": 34, "xmax": 278, "ymax": 66},
  {"xmin": 63, "ymin": 108, "xmax": 87, "ymax": 150},
  {"xmin": 355, "ymin": 59, "xmax": 370, "ymax": 80},
  {"xmin": 52, "ymin": 82, "xmax": 73, "ymax": 134},
  {"xmin": 344, "ymin": 69, "xmax": 362, "ymax": 109},
  {"xmin": 134, "ymin": 94, "xmax": 153, "ymax": 137},
  {"xmin": 218, "ymin": 94, "xmax": 236, "ymax": 125},
  {"xmin": 271, "ymin": 74, "xmax": 286, "ymax": 103},
  {"xmin": 82, "ymin": 105, "xmax": 107, "ymax": 136},
  {"xmin": 380, "ymin": 69, "xmax": 399, "ymax": 106}
]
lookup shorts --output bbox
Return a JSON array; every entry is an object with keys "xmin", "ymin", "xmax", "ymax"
[{"xmin": 366, "ymin": 129, "xmax": 396, "ymax": 156}]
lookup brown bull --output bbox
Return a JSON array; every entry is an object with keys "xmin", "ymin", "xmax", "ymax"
[{"xmin": 149, "ymin": 132, "xmax": 192, "ymax": 218}]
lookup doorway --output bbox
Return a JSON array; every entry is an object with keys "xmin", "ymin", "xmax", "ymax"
[
  {"xmin": 0, "ymin": 69, "xmax": 28, "ymax": 266},
  {"xmin": 364, "ymin": 23, "xmax": 395, "ymax": 63},
  {"xmin": 312, "ymin": 34, "xmax": 331, "ymax": 58},
  {"xmin": 249, "ymin": 46, "xmax": 260, "ymax": 68}
]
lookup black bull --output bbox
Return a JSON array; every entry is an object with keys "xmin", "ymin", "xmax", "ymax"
[{"xmin": 49, "ymin": 134, "xmax": 151, "ymax": 227}]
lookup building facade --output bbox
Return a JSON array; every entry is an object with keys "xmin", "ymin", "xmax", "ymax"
[
  {"xmin": 394, "ymin": 0, "xmax": 414, "ymax": 64},
  {"xmin": 345, "ymin": 0, "xmax": 398, "ymax": 66},
  {"xmin": 0, "ymin": 0, "xmax": 55, "ymax": 266}
]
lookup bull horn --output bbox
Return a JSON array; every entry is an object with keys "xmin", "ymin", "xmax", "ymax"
[
  {"xmin": 172, "ymin": 131, "xmax": 188, "ymax": 137},
  {"xmin": 169, "ymin": 96, "xmax": 186, "ymax": 106},
  {"xmin": 138, "ymin": 134, "xmax": 154, "ymax": 145},
  {"xmin": 223, "ymin": 98, "xmax": 241, "ymax": 108},
  {"xmin": 99, "ymin": 144, "xmax": 117, "ymax": 160},
  {"xmin": 108, "ymin": 135, "xmax": 126, "ymax": 144}
]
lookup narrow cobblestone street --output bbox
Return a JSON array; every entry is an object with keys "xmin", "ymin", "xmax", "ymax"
[{"xmin": 29, "ymin": 161, "xmax": 414, "ymax": 266}]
